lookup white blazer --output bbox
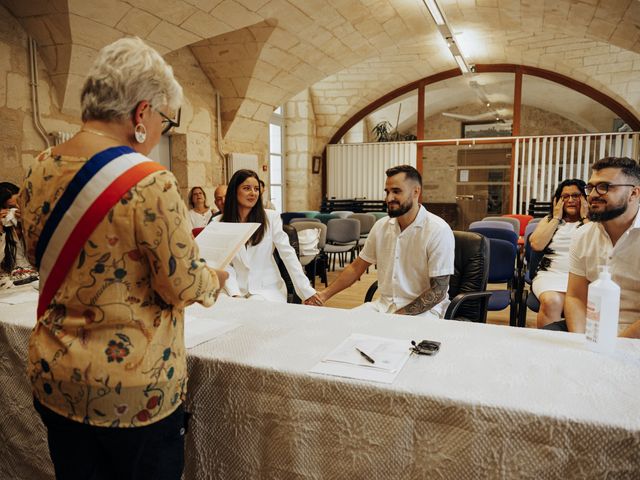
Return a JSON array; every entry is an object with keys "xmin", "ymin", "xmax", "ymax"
[{"xmin": 214, "ymin": 210, "xmax": 316, "ymax": 302}]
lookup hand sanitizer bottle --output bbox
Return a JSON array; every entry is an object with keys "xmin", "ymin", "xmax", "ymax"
[{"xmin": 585, "ymin": 265, "xmax": 620, "ymax": 353}]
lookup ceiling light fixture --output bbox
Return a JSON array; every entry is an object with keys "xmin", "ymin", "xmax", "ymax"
[
  {"xmin": 454, "ymin": 55, "xmax": 469, "ymax": 74},
  {"xmin": 422, "ymin": 0, "xmax": 473, "ymax": 75},
  {"xmin": 422, "ymin": 0, "xmax": 445, "ymax": 26}
]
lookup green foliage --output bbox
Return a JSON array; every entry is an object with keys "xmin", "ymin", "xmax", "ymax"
[{"xmin": 371, "ymin": 121, "xmax": 416, "ymax": 142}]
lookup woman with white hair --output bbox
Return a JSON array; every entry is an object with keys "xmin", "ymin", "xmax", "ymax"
[{"xmin": 19, "ymin": 37, "xmax": 227, "ymax": 480}]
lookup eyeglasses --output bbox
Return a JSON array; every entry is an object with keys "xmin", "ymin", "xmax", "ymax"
[
  {"xmin": 584, "ymin": 182, "xmax": 637, "ymax": 195},
  {"xmin": 157, "ymin": 108, "xmax": 181, "ymax": 135},
  {"xmin": 559, "ymin": 193, "xmax": 582, "ymax": 201}
]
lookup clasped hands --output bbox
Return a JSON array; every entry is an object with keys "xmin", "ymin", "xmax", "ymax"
[{"xmin": 304, "ymin": 292, "xmax": 325, "ymax": 307}]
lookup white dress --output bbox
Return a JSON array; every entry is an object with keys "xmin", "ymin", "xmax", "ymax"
[
  {"xmin": 531, "ymin": 221, "xmax": 580, "ymax": 297},
  {"xmin": 188, "ymin": 209, "xmax": 213, "ymax": 229}
]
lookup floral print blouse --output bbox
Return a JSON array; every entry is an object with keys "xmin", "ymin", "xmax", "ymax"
[{"xmin": 19, "ymin": 149, "xmax": 220, "ymax": 428}]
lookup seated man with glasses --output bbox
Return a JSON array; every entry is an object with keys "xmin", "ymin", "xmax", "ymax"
[{"xmin": 563, "ymin": 157, "xmax": 640, "ymax": 338}]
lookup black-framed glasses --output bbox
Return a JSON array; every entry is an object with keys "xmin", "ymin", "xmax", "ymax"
[
  {"xmin": 158, "ymin": 108, "xmax": 181, "ymax": 135},
  {"xmin": 585, "ymin": 182, "xmax": 637, "ymax": 195},
  {"xmin": 560, "ymin": 193, "xmax": 582, "ymax": 201},
  {"xmin": 410, "ymin": 339, "xmax": 441, "ymax": 356}
]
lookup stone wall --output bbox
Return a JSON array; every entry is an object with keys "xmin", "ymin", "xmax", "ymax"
[
  {"xmin": 285, "ymin": 89, "xmax": 322, "ymax": 211},
  {"xmin": 0, "ymin": 6, "xmax": 269, "ymax": 209},
  {"xmin": 421, "ymin": 103, "xmax": 588, "ymax": 203},
  {"xmin": 0, "ymin": 6, "xmax": 79, "ymax": 187}
]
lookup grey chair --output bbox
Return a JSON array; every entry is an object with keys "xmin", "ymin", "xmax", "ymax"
[
  {"xmin": 482, "ymin": 216, "xmax": 520, "ymax": 232},
  {"xmin": 469, "ymin": 220, "xmax": 515, "ymax": 232},
  {"xmin": 349, "ymin": 213, "xmax": 376, "ymax": 249},
  {"xmin": 331, "ymin": 210, "xmax": 354, "ymax": 219},
  {"xmin": 324, "ymin": 218, "xmax": 360, "ymax": 270}
]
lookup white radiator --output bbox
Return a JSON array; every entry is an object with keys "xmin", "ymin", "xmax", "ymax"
[
  {"xmin": 326, "ymin": 142, "xmax": 417, "ymax": 200},
  {"xmin": 227, "ymin": 153, "xmax": 259, "ymax": 180}
]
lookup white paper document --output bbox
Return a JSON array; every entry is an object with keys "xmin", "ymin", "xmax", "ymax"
[
  {"xmin": 310, "ymin": 334, "xmax": 411, "ymax": 384},
  {"xmin": 195, "ymin": 221, "xmax": 260, "ymax": 269},
  {"xmin": 184, "ymin": 307, "xmax": 238, "ymax": 349}
]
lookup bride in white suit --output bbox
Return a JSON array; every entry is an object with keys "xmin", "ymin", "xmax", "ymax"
[{"xmin": 214, "ymin": 169, "xmax": 321, "ymax": 304}]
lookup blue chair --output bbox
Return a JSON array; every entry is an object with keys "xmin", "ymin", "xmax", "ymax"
[
  {"xmin": 469, "ymin": 220, "xmax": 516, "ymax": 232},
  {"xmin": 470, "ymin": 226, "xmax": 522, "ymax": 275},
  {"xmin": 469, "ymin": 227, "xmax": 519, "ymax": 326},
  {"xmin": 485, "ymin": 238, "xmax": 519, "ymax": 326},
  {"xmin": 518, "ymin": 222, "xmax": 545, "ymax": 327},
  {"xmin": 468, "ymin": 226, "xmax": 519, "ymax": 248},
  {"xmin": 281, "ymin": 212, "xmax": 306, "ymax": 225}
]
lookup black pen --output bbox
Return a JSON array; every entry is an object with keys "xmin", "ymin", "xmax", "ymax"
[{"xmin": 355, "ymin": 347, "xmax": 375, "ymax": 364}]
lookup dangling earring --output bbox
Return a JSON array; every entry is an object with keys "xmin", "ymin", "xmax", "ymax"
[{"xmin": 134, "ymin": 123, "xmax": 147, "ymax": 143}]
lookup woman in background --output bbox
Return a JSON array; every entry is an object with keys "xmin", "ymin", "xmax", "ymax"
[
  {"xmin": 216, "ymin": 169, "xmax": 320, "ymax": 303},
  {"xmin": 529, "ymin": 179, "xmax": 588, "ymax": 328},
  {"xmin": 187, "ymin": 186, "xmax": 213, "ymax": 228},
  {"xmin": 20, "ymin": 37, "xmax": 226, "ymax": 480},
  {"xmin": 0, "ymin": 182, "xmax": 37, "ymax": 288}
]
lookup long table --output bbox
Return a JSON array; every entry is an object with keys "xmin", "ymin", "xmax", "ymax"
[{"xmin": 1, "ymin": 294, "xmax": 640, "ymax": 479}]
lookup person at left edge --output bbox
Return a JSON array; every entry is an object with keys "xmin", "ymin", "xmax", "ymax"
[{"xmin": 19, "ymin": 37, "xmax": 227, "ymax": 480}]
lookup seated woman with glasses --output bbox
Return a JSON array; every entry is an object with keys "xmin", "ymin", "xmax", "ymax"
[
  {"xmin": 0, "ymin": 182, "xmax": 38, "ymax": 289},
  {"xmin": 214, "ymin": 169, "xmax": 321, "ymax": 304},
  {"xmin": 529, "ymin": 179, "xmax": 588, "ymax": 328},
  {"xmin": 187, "ymin": 186, "xmax": 214, "ymax": 228}
]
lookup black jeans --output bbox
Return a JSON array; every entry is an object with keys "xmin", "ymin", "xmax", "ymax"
[{"xmin": 34, "ymin": 399, "xmax": 187, "ymax": 480}]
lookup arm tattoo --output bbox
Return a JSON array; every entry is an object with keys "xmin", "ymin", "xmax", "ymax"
[{"xmin": 396, "ymin": 275, "xmax": 449, "ymax": 315}]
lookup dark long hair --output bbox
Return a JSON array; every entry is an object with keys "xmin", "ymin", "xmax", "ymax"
[
  {"xmin": 221, "ymin": 169, "xmax": 266, "ymax": 245},
  {"xmin": 550, "ymin": 179, "xmax": 587, "ymax": 217},
  {"xmin": 0, "ymin": 183, "xmax": 19, "ymax": 273}
]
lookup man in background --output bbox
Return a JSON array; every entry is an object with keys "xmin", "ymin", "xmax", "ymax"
[
  {"xmin": 564, "ymin": 157, "xmax": 640, "ymax": 338},
  {"xmin": 212, "ymin": 184, "xmax": 227, "ymax": 217},
  {"xmin": 308, "ymin": 164, "xmax": 454, "ymax": 318}
]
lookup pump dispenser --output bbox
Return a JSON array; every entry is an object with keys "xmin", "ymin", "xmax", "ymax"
[{"xmin": 585, "ymin": 265, "xmax": 620, "ymax": 353}]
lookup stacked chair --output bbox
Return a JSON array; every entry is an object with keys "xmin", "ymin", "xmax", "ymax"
[{"xmin": 528, "ymin": 199, "xmax": 553, "ymax": 218}]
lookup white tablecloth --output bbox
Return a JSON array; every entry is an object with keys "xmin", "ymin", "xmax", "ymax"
[{"xmin": 1, "ymin": 294, "xmax": 640, "ymax": 479}]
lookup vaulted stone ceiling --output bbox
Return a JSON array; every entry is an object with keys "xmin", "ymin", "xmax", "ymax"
[{"xmin": 2, "ymin": 0, "xmax": 639, "ymax": 144}]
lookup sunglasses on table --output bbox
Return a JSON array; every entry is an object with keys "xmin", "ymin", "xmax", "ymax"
[{"xmin": 584, "ymin": 183, "xmax": 637, "ymax": 195}]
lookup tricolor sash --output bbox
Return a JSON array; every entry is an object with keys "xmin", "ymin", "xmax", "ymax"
[{"xmin": 35, "ymin": 146, "xmax": 165, "ymax": 317}]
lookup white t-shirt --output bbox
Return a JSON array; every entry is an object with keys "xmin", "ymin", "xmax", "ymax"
[
  {"xmin": 359, "ymin": 205, "xmax": 455, "ymax": 317},
  {"xmin": 188, "ymin": 209, "xmax": 213, "ymax": 229},
  {"xmin": 569, "ymin": 207, "xmax": 640, "ymax": 331}
]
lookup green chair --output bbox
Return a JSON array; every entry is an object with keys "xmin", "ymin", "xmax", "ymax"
[{"xmin": 300, "ymin": 211, "xmax": 320, "ymax": 218}]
